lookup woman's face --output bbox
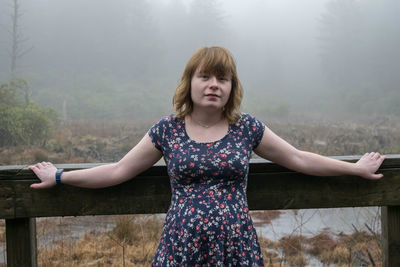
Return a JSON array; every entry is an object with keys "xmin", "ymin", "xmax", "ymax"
[{"xmin": 190, "ymin": 67, "xmax": 232, "ymax": 112}]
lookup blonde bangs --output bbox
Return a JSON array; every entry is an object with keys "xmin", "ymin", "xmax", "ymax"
[{"xmin": 173, "ymin": 46, "xmax": 243, "ymax": 124}]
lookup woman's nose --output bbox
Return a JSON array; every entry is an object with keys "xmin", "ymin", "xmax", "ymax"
[{"xmin": 209, "ymin": 76, "xmax": 218, "ymax": 87}]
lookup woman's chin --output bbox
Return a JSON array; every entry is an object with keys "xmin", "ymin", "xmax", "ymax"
[{"xmin": 196, "ymin": 104, "xmax": 224, "ymax": 112}]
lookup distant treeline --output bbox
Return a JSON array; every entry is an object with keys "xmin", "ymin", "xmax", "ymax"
[{"xmin": 0, "ymin": 0, "xmax": 398, "ymax": 120}]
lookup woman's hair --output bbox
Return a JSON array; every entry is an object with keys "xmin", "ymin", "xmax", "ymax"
[{"xmin": 173, "ymin": 46, "xmax": 243, "ymax": 124}]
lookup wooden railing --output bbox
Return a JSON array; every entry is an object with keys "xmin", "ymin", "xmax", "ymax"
[{"xmin": 1, "ymin": 155, "xmax": 400, "ymax": 266}]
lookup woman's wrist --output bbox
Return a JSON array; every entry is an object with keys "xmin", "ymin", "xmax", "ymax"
[{"xmin": 55, "ymin": 169, "xmax": 64, "ymax": 185}]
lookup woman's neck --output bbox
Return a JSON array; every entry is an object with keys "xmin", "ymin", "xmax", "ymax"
[
  {"xmin": 189, "ymin": 108, "xmax": 225, "ymax": 128},
  {"xmin": 185, "ymin": 108, "xmax": 229, "ymax": 143}
]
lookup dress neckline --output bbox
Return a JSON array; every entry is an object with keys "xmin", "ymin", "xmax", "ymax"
[{"xmin": 181, "ymin": 117, "xmax": 232, "ymax": 145}]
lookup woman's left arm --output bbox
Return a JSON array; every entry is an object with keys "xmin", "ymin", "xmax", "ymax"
[{"xmin": 254, "ymin": 126, "xmax": 386, "ymax": 180}]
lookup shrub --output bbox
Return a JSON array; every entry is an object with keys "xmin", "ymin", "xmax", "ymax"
[{"xmin": 0, "ymin": 80, "xmax": 58, "ymax": 147}]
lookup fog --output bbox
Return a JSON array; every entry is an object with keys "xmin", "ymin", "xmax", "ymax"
[{"xmin": 1, "ymin": 0, "xmax": 399, "ymax": 121}]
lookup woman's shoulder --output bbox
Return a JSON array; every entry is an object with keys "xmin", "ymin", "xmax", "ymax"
[
  {"xmin": 235, "ymin": 113, "xmax": 265, "ymax": 131},
  {"xmin": 236, "ymin": 113, "xmax": 260, "ymax": 125},
  {"xmin": 152, "ymin": 114, "xmax": 184, "ymax": 128},
  {"xmin": 237, "ymin": 113, "xmax": 265, "ymax": 146},
  {"xmin": 153, "ymin": 114, "xmax": 174, "ymax": 124}
]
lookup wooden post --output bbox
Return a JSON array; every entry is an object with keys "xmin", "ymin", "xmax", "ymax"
[
  {"xmin": 0, "ymin": 156, "xmax": 399, "ymax": 266},
  {"xmin": 5, "ymin": 218, "xmax": 37, "ymax": 267},
  {"xmin": 382, "ymin": 206, "xmax": 400, "ymax": 267}
]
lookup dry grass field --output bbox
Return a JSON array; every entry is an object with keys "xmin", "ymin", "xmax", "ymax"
[
  {"xmin": 1, "ymin": 115, "xmax": 398, "ymax": 266},
  {"xmin": 1, "ymin": 115, "xmax": 399, "ymax": 165},
  {"xmin": 0, "ymin": 213, "xmax": 381, "ymax": 266}
]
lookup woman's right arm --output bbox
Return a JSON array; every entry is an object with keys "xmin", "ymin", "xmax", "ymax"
[{"xmin": 29, "ymin": 133, "xmax": 163, "ymax": 189}]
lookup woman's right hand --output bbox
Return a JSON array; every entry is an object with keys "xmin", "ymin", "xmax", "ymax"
[
  {"xmin": 27, "ymin": 134, "xmax": 162, "ymax": 189},
  {"xmin": 29, "ymin": 162, "xmax": 58, "ymax": 189}
]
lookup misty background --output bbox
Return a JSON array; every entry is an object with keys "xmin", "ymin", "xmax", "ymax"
[
  {"xmin": 0, "ymin": 3, "xmax": 398, "ymax": 265},
  {"xmin": 1, "ymin": 0, "xmax": 399, "ymax": 122}
]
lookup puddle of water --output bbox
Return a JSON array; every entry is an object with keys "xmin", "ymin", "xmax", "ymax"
[
  {"xmin": 256, "ymin": 207, "xmax": 380, "ymax": 241},
  {"xmin": 0, "ymin": 208, "xmax": 380, "ymax": 264}
]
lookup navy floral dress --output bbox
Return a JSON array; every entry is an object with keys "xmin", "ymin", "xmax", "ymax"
[{"xmin": 149, "ymin": 113, "xmax": 265, "ymax": 266}]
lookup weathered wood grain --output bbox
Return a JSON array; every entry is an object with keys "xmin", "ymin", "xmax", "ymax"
[
  {"xmin": 1, "ymin": 154, "xmax": 400, "ymax": 267},
  {"xmin": 6, "ymin": 218, "xmax": 37, "ymax": 267},
  {"xmin": 382, "ymin": 206, "xmax": 400, "ymax": 267},
  {"xmin": 0, "ymin": 155, "xmax": 399, "ymax": 219}
]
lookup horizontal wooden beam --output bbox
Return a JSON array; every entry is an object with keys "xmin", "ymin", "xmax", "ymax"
[{"xmin": 1, "ymin": 155, "xmax": 400, "ymax": 219}]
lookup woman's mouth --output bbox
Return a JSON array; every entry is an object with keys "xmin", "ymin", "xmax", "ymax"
[{"xmin": 205, "ymin": 94, "xmax": 219, "ymax": 98}]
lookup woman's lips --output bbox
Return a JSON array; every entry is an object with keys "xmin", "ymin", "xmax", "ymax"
[{"xmin": 205, "ymin": 94, "xmax": 219, "ymax": 97}]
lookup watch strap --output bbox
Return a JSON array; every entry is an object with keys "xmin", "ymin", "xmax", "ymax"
[{"xmin": 55, "ymin": 169, "xmax": 64, "ymax": 185}]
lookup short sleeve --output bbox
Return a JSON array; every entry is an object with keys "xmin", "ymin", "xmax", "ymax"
[
  {"xmin": 148, "ymin": 116, "xmax": 171, "ymax": 153},
  {"xmin": 243, "ymin": 113, "xmax": 265, "ymax": 149}
]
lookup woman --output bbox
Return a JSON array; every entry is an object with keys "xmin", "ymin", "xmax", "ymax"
[{"xmin": 30, "ymin": 46, "xmax": 386, "ymax": 266}]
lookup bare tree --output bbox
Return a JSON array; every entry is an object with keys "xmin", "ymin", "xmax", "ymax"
[
  {"xmin": 6, "ymin": 0, "xmax": 33, "ymax": 103},
  {"xmin": 9, "ymin": 0, "xmax": 33, "ymax": 77}
]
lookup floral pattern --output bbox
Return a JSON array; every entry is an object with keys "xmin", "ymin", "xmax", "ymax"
[{"xmin": 149, "ymin": 113, "xmax": 265, "ymax": 266}]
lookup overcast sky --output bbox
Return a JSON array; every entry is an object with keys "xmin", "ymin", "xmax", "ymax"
[{"xmin": 1, "ymin": 0, "xmax": 398, "ymax": 120}]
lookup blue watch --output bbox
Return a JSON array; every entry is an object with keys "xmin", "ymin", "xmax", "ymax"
[{"xmin": 55, "ymin": 169, "xmax": 64, "ymax": 185}]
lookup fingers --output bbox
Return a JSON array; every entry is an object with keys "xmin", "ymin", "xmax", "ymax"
[
  {"xmin": 358, "ymin": 152, "xmax": 386, "ymax": 180},
  {"xmin": 373, "ymin": 153, "xmax": 386, "ymax": 166},
  {"xmin": 29, "ymin": 161, "xmax": 57, "ymax": 189},
  {"xmin": 30, "ymin": 181, "xmax": 52, "ymax": 189},
  {"xmin": 364, "ymin": 152, "xmax": 385, "ymax": 162},
  {"xmin": 28, "ymin": 165, "xmax": 37, "ymax": 171},
  {"xmin": 370, "ymin": 173, "xmax": 384, "ymax": 180},
  {"xmin": 370, "ymin": 153, "xmax": 385, "ymax": 180},
  {"xmin": 28, "ymin": 164, "xmax": 43, "ymax": 177},
  {"xmin": 29, "ymin": 162, "xmax": 49, "ymax": 175},
  {"xmin": 30, "ymin": 183, "xmax": 44, "ymax": 189},
  {"xmin": 379, "ymin": 154, "xmax": 387, "ymax": 164},
  {"xmin": 29, "ymin": 162, "xmax": 56, "ymax": 171},
  {"xmin": 365, "ymin": 152, "xmax": 380, "ymax": 159},
  {"xmin": 371, "ymin": 152, "xmax": 384, "ymax": 161},
  {"xmin": 35, "ymin": 161, "xmax": 52, "ymax": 168}
]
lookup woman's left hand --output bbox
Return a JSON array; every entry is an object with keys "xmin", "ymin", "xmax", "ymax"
[{"xmin": 355, "ymin": 152, "xmax": 386, "ymax": 180}]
